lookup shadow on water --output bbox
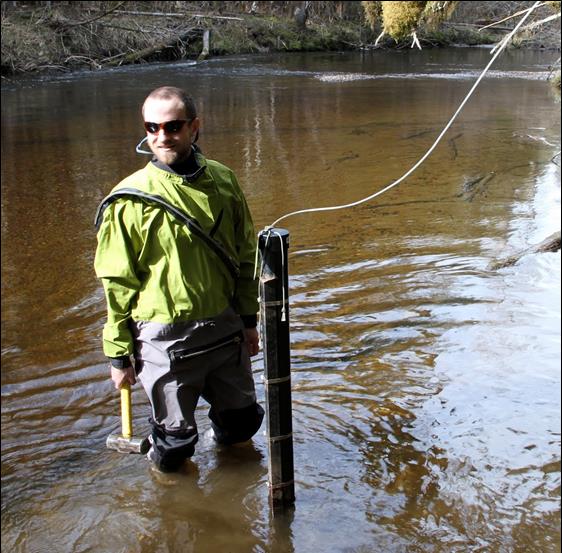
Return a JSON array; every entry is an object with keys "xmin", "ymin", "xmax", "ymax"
[{"xmin": 1, "ymin": 49, "xmax": 560, "ymax": 552}]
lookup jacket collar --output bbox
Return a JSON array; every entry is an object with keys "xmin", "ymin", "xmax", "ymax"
[{"xmin": 150, "ymin": 145, "xmax": 206, "ymax": 181}]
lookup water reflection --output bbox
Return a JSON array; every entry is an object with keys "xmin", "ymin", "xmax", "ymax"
[{"xmin": 1, "ymin": 49, "xmax": 560, "ymax": 552}]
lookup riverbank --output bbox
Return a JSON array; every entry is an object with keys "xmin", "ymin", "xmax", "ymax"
[
  {"xmin": 0, "ymin": 6, "xmax": 361, "ymax": 75},
  {"xmin": 1, "ymin": 2, "xmax": 560, "ymax": 79}
]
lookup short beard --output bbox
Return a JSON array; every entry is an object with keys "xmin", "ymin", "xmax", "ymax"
[{"xmin": 152, "ymin": 145, "xmax": 191, "ymax": 167}]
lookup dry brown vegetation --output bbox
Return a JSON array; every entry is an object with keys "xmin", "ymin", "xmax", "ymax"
[
  {"xmin": 1, "ymin": 1, "xmax": 560, "ymax": 76},
  {"xmin": 0, "ymin": 1, "xmax": 367, "ymax": 74}
]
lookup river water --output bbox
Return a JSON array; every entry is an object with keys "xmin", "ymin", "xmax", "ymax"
[{"xmin": 1, "ymin": 48, "xmax": 560, "ymax": 553}]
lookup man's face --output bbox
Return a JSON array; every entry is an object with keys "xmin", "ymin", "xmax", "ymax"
[{"xmin": 143, "ymin": 97, "xmax": 200, "ymax": 166}]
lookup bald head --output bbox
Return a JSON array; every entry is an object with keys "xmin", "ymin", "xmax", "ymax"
[{"xmin": 142, "ymin": 86, "xmax": 198, "ymax": 121}]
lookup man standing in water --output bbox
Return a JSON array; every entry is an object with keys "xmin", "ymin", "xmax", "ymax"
[{"xmin": 95, "ymin": 86, "xmax": 264, "ymax": 472}]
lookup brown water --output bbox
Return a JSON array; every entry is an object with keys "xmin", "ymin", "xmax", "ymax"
[{"xmin": 1, "ymin": 49, "xmax": 560, "ymax": 553}]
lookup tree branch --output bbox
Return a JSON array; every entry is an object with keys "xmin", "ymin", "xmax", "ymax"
[
  {"xmin": 65, "ymin": 1, "xmax": 127, "ymax": 27},
  {"xmin": 520, "ymin": 12, "xmax": 561, "ymax": 32},
  {"xmin": 478, "ymin": 2, "xmax": 549, "ymax": 31},
  {"xmin": 488, "ymin": 231, "xmax": 561, "ymax": 270},
  {"xmin": 374, "ymin": 30, "xmax": 385, "ymax": 47}
]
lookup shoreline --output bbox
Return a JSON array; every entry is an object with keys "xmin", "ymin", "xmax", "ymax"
[
  {"xmin": 1, "ymin": 4, "xmax": 560, "ymax": 82},
  {"xmin": 3, "ymin": 48, "xmax": 559, "ymax": 84}
]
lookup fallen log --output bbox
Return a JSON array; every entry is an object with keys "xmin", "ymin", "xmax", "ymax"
[
  {"xmin": 488, "ymin": 230, "xmax": 561, "ymax": 270},
  {"xmin": 108, "ymin": 9, "xmax": 244, "ymax": 21},
  {"xmin": 442, "ymin": 22, "xmax": 514, "ymax": 33},
  {"xmin": 104, "ymin": 29, "xmax": 200, "ymax": 67}
]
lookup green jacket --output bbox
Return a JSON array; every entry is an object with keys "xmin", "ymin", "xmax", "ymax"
[{"xmin": 94, "ymin": 155, "xmax": 258, "ymax": 358}]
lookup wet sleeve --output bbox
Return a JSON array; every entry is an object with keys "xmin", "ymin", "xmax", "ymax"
[
  {"xmin": 94, "ymin": 201, "xmax": 143, "ymax": 358},
  {"xmin": 230, "ymin": 174, "xmax": 259, "ymax": 322}
]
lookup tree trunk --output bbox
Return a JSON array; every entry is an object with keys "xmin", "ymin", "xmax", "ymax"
[
  {"xmin": 198, "ymin": 29, "xmax": 210, "ymax": 61},
  {"xmin": 294, "ymin": 1, "xmax": 310, "ymax": 30}
]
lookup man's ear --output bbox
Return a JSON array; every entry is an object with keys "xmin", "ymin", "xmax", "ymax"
[
  {"xmin": 190, "ymin": 117, "xmax": 201, "ymax": 132},
  {"xmin": 190, "ymin": 117, "xmax": 201, "ymax": 143}
]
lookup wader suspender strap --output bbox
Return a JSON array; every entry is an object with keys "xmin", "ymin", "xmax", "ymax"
[{"xmin": 94, "ymin": 187, "xmax": 240, "ymax": 280}]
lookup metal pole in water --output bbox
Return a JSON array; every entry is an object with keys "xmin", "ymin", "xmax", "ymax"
[{"xmin": 258, "ymin": 228, "xmax": 295, "ymax": 512}]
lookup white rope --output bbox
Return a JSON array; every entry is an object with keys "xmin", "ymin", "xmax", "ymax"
[
  {"xmin": 254, "ymin": 228, "xmax": 288, "ymax": 321},
  {"xmin": 268, "ymin": 1, "xmax": 542, "ymax": 229}
]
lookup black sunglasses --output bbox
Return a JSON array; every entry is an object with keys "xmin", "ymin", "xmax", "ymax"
[{"xmin": 144, "ymin": 119, "xmax": 189, "ymax": 134}]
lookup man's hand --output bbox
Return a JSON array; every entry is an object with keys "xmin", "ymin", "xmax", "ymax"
[
  {"xmin": 110, "ymin": 365, "xmax": 136, "ymax": 389},
  {"xmin": 243, "ymin": 327, "xmax": 259, "ymax": 357}
]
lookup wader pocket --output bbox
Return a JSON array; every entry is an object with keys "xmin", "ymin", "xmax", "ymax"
[{"xmin": 169, "ymin": 330, "xmax": 244, "ymax": 372}]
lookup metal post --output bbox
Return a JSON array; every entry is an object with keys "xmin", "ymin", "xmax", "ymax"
[{"xmin": 258, "ymin": 228, "xmax": 295, "ymax": 512}]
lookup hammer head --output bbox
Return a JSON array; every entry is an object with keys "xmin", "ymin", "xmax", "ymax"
[{"xmin": 106, "ymin": 434, "xmax": 150, "ymax": 454}]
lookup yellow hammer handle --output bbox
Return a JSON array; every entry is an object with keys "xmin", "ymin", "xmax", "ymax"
[{"xmin": 121, "ymin": 382, "xmax": 132, "ymax": 439}]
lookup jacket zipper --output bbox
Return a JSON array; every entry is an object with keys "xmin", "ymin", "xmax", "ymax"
[{"xmin": 171, "ymin": 331, "xmax": 243, "ymax": 363}]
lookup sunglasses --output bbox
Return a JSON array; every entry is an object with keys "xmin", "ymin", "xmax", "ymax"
[{"xmin": 144, "ymin": 119, "xmax": 189, "ymax": 134}]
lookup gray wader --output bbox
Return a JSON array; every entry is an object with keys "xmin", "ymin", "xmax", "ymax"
[{"xmin": 132, "ymin": 307, "xmax": 264, "ymax": 472}]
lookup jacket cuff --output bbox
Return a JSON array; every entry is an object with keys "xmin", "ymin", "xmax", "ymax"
[
  {"xmin": 240, "ymin": 314, "xmax": 258, "ymax": 328},
  {"xmin": 109, "ymin": 356, "xmax": 132, "ymax": 369}
]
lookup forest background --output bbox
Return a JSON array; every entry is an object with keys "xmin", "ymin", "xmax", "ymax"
[{"xmin": 1, "ymin": 1, "xmax": 560, "ymax": 78}]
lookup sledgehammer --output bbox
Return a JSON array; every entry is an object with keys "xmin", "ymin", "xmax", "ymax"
[{"xmin": 106, "ymin": 382, "xmax": 150, "ymax": 454}]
